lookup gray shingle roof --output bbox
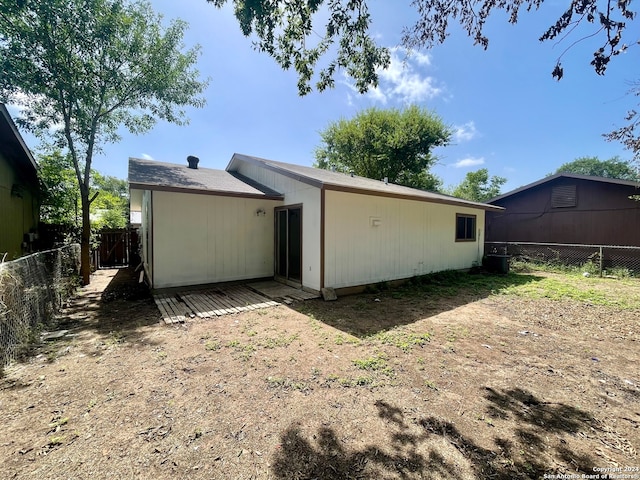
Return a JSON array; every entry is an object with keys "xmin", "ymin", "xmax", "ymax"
[
  {"xmin": 228, "ymin": 153, "xmax": 503, "ymax": 211},
  {"xmin": 128, "ymin": 157, "xmax": 283, "ymax": 199}
]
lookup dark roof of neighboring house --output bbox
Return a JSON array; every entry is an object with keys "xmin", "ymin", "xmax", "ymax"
[
  {"xmin": 227, "ymin": 153, "xmax": 503, "ymax": 211},
  {"xmin": 488, "ymin": 173, "xmax": 640, "ymax": 204},
  {"xmin": 128, "ymin": 157, "xmax": 284, "ymax": 200},
  {"xmin": 0, "ymin": 104, "xmax": 38, "ymax": 186}
]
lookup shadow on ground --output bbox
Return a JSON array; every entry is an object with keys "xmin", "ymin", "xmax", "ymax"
[
  {"xmin": 29, "ymin": 267, "xmax": 162, "ymax": 360},
  {"xmin": 271, "ymin": 388, "xmax": 598, "ymax": 479},
  {"xmin": 294, "ymin": 271, "xmax": 542, "ymax": 337}
]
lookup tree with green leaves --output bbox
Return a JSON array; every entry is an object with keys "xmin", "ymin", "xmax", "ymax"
[
  {"xmin": 38, "ymin": 151, "xmax": 80, "ymax": 229},
  {"xmin": 0, "ymin": 0, "xmax": 208, "ymax": 284},
  {"xmin": 606, "ymin": 83, "xmax": 640, "ymax": 162},
  {"xmin": 314, "ymin": 106, "xmax": 450, "ymax": 190},
  {"xmin": 39, "ymin": 152, "xmax": 130, "ymax": 233},
  {"xmin": 210, "ymin": 1, "xmax": 638, "ymax": 160},
  {"xmin": 450, "ymin": 169, "xmax": 507, "ymax": 202},
  {"xmin": 208, "ymin": 0, "xmax": 390, "ymax": 95},
  {"xmin": 553, "ymin": 156, "xmax": 638, "ymax": 180},
  {"xmin": 210, "ymin": 0, "xmax": 635, "ymax": 93},
  {"xmin": 90, "ymin": 172, "xmax": 129, "ymax": 231}
]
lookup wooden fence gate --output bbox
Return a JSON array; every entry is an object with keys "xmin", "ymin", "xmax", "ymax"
[{"xmin": 94, "ymin": 229, "xmax": 139, "ymax": 268}]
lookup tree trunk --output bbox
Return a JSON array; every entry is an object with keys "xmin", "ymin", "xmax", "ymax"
[{"xmin": 80, "ymin": 189, "xmax": 92, "ymax": 285}]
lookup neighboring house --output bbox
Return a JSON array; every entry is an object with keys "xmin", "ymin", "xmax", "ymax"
[
  {"xmin": 0, "ymin": 104, "xmax": 40, "ymax": 260},
  {"xmin": 129, "ymin": 153, "xmax": 502, "ymax": 291},
  {"xmin": 486, "ymin": 173, "xmax": 640, "ymax": 246}
]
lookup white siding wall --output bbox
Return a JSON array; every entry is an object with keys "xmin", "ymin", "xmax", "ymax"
[
  {"xmin": 324, "ymin": 190, "xmax": 485, "ymax": 289},
  {"xmin": 236, "ymin": 162, "xmax": 322, "ymax": 291},
  {"xmin": 152, "ymin": 191, "xmax": 281, "ymax": 289}
]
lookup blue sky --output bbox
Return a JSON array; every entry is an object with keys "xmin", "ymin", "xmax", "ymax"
[{"xmin": 16, "ymin": 0, "xmax": 640, "ymax": 192}]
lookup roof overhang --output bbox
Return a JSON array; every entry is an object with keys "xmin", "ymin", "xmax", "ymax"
[
  {"xmin": 228, "ymin": 153, "xmax": 503, "ymax": 212},
  {"xmin": 128, "ymin": 182, "xmax": 284, "ymax": 201},
  {"xmin": 489, "ymin": 173, "xmax": 640, "ymax": 204},
  {"xmin": 0, "ymin": 104, "xmax": 38, "ymax": 186},
  {"xmin": 323, "ymin": 183, "xmax": 505, "ymax": 211}
]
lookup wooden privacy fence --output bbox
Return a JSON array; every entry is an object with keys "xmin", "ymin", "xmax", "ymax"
[{"xmin": 93, "ymin": 229, "xmax": 139, "ymax": 269}]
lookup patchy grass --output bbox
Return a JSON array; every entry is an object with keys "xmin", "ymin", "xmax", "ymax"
[
  {"xmin": 352, "ymin": 353, "xmax": 388, "ymax": 371},
  {"xmin": 1, "ymin": 268, "xmax": 639, "ymax": 480},
  {"xmin": 499, "ymin": 272, "xmax": 640, "ymax": 309},
  {"xmin": 203, "ymin": 339, "xmax": 221, "ymax": 351},
  {"xmin": 260, "ymin": 333, "xmax": 299, "ymax": 349},
  {"xmin": 398, "ymin": 268, "xmax": 640, "ymax": 310},
  {"xmin": 367, "ymin": 329, "xmax": 432, "ymax": 352}
]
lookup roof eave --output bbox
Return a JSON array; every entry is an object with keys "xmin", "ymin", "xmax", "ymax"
[
  {"xmin": 129, "ymin": 182, "xmax": 284, "ymax": 201},
  {"xmin": 230, "ymin": 153, "xmax": 503, "ymax": 210},
  {"xmin": 489, "ymin": 173, "xmax": 640, "ymax": 204},
  {"xmin": 0, "ymin": 104, "xmax": 39, "ymax": 183},
  {"xmin": 324, "ymin": 184, "xmax": 504, "ymax": 210}
]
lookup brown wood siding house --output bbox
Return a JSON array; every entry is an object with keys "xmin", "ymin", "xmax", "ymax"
[
  {"xmin": 486, "ymin": 174, "xmax": 640, "ymax": 246},
  {"xmin": 0, "ymin": 104, "xmax": 40, "ymax": 260}
]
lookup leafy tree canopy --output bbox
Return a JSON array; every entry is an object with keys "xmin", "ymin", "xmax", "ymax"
[
  {"xmin": 38, "ymin": 151, "xmax": 79, "ymax": 227},
  {"xmin": 0, "ymin": 0, "xmax": 208, "ymax": 283},
  {"xmin": 210, "ymin": 1, "xmax": 638, "ymax": 161},
  {"xmin": 209, "ymin": 0, "xmax": 636, "ymax": 94},
  {"xmin": 605, "ymin": 83, "xmax": 640, "ymax": 162},
  {"xmin": 449, "ymin": 168, "xmax": 507, "ymax": 202},
  {"xmin": 38, "ymin": 152, "xmax": 129, "ymax": 232},
  {"xmin": 90, "ymin": 172, "xmax": 129, "ymax": 231},
  {"xmin": 403, "ymin": 0, "xmax": 635, "ymax": 81},
  {"xmin": 553, "ymin": 156, "xmax": 639, "ymax": 180},
  {"xmin": 208, "ymin": 0, "xmax": 390, "ymax": 95},
  {"xmin": 314, "ymin": 105, "xmax": 450, "ymax": 191}
]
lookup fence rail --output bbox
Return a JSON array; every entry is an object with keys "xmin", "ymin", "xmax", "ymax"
[
  {"xmin": 0, "ymin": 244, "xmax": 80, "ymax": 367},
  {"xmin": 485, "ymin": 241, "xmax": 640, "ymax": 276}
]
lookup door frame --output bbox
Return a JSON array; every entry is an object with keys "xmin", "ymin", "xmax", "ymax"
[{"xmin": 274, "ymin": 204, "xmax": 303, "ymax": 288}]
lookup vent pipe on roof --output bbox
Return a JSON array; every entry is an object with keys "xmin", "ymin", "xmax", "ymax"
[
  {"xmin": 383, "ymin": 177, "xmax": 388, "ymax": 185},
  {"xmin": 187, "ymin": 155, "xmax": 199, "ymax": 169}
]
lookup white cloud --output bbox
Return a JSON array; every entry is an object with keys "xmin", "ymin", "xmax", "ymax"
[
  {"xmin": 343, "ymin": 46, "xmax": 442, "ymax": 105},
  {"xmin": 452, "ymin": 157, "xmax": 485, "ymax": 168},
  {"xmin": 141, "ymin": 153, "xmax": 154, "ymax": 160},
  {"xmin": 409, "ymin": 50, "xmax": 432, "ymax": 66},
  {"xmin": 453, "ymin": 122, "xmax": 479, "ymax": 143}
]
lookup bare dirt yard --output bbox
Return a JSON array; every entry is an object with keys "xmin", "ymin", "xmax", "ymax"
[{"xmin": 1, "ymin": 267, "xmax": 638, "ymax": 479}]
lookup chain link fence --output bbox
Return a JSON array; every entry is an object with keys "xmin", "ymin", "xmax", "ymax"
[
  {"xmin": 0, "ymin": 244, "xmax": 81, "ymax": 368},
  {"xmin": 485, "ymin": 242, "xmax": 640, "ymax": 277}
]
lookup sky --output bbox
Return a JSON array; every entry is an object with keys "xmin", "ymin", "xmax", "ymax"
[{"xmin": 10, "ymin": 0, "xmax": 640, "ymax": 193}]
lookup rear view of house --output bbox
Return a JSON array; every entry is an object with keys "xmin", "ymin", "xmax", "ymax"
[
  {"xmin": 129, "ymin": 153, "xmax": 502, "ymax": 292},
  {"xmin": 0, "ymin": 104, "xmax": 40, "ymax": 260}
]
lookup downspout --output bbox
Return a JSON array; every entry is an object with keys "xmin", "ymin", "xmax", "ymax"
[
  {"xmin": 150, "ymin": 190, "xmax": 154, "ymax": 288},
  {"xmin": 320, "ymin": 187, "xmax": 325, "ymax": 290}
]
